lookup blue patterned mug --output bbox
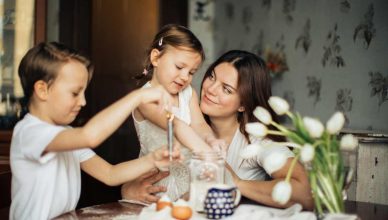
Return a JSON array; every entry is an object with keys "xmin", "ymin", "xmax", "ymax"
[{"xmin": 204, "ymin": 184, "xmax": 241, "ymax": 219}]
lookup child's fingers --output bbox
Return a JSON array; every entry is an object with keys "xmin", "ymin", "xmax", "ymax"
[
  {"xmin": 173, "ymin": 141, "xmax": 181, "ymax": 151},
  {"xmin": 152, "ymin": 146, "xmax": 168, "ymax": 160},
  {"xmin": 156, "ymin": 96, "xmax": 165, "ymax": 114},
  {"xmin": 156, "ymin": 92, "xmax": 172, "ymax": 114},
  {"xmin": 155, "ymin": 86, "xmax": 172, "ymax": 113},
  {"xmin": 155, "ymin": 145, "xmax": 169, "ymax": 157},
  {"xmin": 163, "ymin": 93, "xmax": 172, "ymax": 113},
  {"xmin": 163, "ymin": 150, "xmax": 169, "ymax": 157},
  {"xmin": 209, "ymin": 139, "xmax": 227, "ymax": 153},
  {"xmin": 171, "ymin": 148, "xmax": 183, "ymax": 161}
]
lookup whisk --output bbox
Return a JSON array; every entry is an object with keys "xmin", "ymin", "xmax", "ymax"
[
  {"xmin": 165, "ymin": 112, "xmax": 180, "ymax": 201},
  {"xmin": 167, "ymin": 112, "xmax": 174, "ymax": 162}
]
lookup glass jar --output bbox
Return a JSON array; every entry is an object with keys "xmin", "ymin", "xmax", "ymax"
[{"xmin": 189, "ymin": 151, "xmax": 225, "ymax": 212}]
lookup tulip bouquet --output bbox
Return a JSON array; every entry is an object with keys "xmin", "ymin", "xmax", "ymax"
[{"xmin": 243, "ymin": 96, "xmax": 358, "ymax": 215}]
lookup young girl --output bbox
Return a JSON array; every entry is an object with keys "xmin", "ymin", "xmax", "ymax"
[
  {"xmin": 10, "ymin": 42, "xmax": 180, "ymax": 219},
  {"xmin": 132, "ymin": 24, "xmax": 222, "ymax": 201}
]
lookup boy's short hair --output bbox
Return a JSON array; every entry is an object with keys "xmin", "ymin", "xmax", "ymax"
[{"xmin": 18, "ymin": 42, "xmax": 94, "ymax": 105}]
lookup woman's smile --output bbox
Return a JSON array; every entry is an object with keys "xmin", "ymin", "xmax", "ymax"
[{"xmin": 202, "ymin": 93, "xmax": 217, "ymax": 105}]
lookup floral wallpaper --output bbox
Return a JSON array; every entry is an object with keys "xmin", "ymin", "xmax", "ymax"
[
  {"xmin": 322, "ymin": 24, "xmax": 345, "ymax": 68},
  {"xmin": 353, "ymin": 3, "xmax": 376, "ymax": 48},
  {"xmin": 190, "ymin": 0, "xmax": 388, "ymax": 133}
]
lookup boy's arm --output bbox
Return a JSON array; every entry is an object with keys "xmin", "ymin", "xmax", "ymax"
[
  {"xmin": 81, "ymin": 147, "xmax": 180, "ymax": 186},
  {"xmin": 46, "ymin": 86, "xmax": 169, "ymax": 152},
  {"xmin": 81, "ymin": 154, "xmax": 155, "ymax": 186}
]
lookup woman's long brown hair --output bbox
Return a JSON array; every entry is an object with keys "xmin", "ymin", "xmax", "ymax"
[{"xmin": 200, "ymin": 50, "xmax": 285, "ymax": 143}]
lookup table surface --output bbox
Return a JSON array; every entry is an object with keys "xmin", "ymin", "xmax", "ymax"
[{"xmin": 54, "ymin": 198, "xmax": 388, "ymax": 220}]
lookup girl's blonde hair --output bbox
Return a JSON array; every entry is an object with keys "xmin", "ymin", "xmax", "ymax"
[{"xmin": 135, "ymin": 24, "xmax": 205, "ymax": 83}]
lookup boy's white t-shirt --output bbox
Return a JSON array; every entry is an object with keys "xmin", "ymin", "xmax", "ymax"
[{"xmin": 10, "ymin": 113, "xmax": 95, "ymax": 220}]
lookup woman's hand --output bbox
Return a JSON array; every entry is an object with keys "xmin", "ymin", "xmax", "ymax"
[
  {"xmin": 121, "ymin": 169, "xmax": 170, "ymax": 204},
  {"xmin": 225, "ymin": 163, "xmax": 241, "ymax": 187}
]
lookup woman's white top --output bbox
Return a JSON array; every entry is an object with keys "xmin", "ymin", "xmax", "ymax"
[
  {"xmin": 225, "ymin": 128, "xmax": 294, "ymax": 183},
  {"xmin": 133, "ymin": 82, "xmax": 193, "ymax": 201},
  {"xmin": 10, "ymin": 114, "xmax": 95, "ymax": 219}
]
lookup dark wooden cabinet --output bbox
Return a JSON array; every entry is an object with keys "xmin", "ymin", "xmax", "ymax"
[
  {"xmin": 0, "ymin": 130, "xmax": 12, "ymax": 213},
  {"xmin": 0, "ymin": 130, "xmax": 12, "ymax": 159}
]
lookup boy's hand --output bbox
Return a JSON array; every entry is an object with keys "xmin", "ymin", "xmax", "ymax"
[
  {"xmin": 140, "ymin": 85, "xmax": 172, "ymax": 112},
  {"xmin": 151, "ymin": 144, "xmax": 183, "ymax": 170}
]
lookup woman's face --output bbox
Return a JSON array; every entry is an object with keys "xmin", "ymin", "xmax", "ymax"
[{"xmin": 200, "ymin": 62, "xmax": 242, "ymax": 119}]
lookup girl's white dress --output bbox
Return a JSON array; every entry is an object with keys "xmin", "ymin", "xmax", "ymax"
[{"xmin": 133, "ymin": 82, "xmax": 193, "ymax": 201}]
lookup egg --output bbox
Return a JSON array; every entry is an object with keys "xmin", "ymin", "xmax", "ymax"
[
  {"xmin": 156, "ymin": 194, "xmax": 172, "ymax": 211},
  {"xmin": 171, "ymin": 199, "xmax": 193, "ymax": 220}
]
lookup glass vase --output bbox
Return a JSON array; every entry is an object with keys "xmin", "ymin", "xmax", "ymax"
[{"xmin": 308, "ymin": 140, "xmax": 346, "ymax": 215}]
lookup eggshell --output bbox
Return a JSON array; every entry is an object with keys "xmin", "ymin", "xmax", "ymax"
[
  {"xmin": 156, "ymin": 201, "xmax": 172, "ymax": 211},
  {"xmin": 156, "ymin": 195, "xmax": 172, "ymax": 211},
  {"xmin": 159, "ymin": 194, "xmax": 172, "ymax": 202},
  {"xmin": 174, "ymin": 199, "xmax": 189, "ymax": 207}
]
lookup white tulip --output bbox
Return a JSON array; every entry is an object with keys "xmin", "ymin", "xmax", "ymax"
[
  {"xmin": 340, "ymin": 134, "xmax": 358, "ymax": 151},
  {"xmin": 303, "ymin": 117, "xmax": 324, "ymax": 138},
  {"xmin": 300, "ymin": 144, "xmax": 315, "ymax": 163},
  {"xmin": 326, "ymin": 112, "xmax": 345, "ymax": 134},
  {"xmin": 263, "ymin": 152, "xmax": 288, "ymax": 174},
  {"xmin": 268, "ymin": 96, "xmax": 290, "ymax": 115},
  {"xmin": 240, "ymin": 143, "xmax": 263, "ymax": 159},
  {"xmin": 272, "ymin": 181, "xmax": 292, "ymax": 205},
  {"xmin": 253, "ymin": 106, "xmax": 272, "ymax": 125},
  {"xmin": 245, "ymin": 122, "xmax": 268, "ymax": 137}
]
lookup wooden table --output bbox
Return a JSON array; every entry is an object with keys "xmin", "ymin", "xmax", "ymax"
[{"xmin": 54, "ymin": 198, "xmax": 388, "ymax": 220}]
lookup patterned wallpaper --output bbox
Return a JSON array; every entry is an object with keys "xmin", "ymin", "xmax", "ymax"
[{"xmin": 190, "ymin": 0, "xmax": 388, "ymax": 133}]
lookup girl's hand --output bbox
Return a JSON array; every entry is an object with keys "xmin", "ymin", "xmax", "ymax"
[
  {"xmin": 151, "ymin": 144, "xmax": 183, "ymax": 170},
  {"xmin": 205, "ymin": 135, "xmax": 227, "ymax": 153}
]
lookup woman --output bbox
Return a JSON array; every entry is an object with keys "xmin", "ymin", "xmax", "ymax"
[
  {"xmin": 122, "ymin": 50, "xmax": 313, "ymax": 210},
  {"xmin": 199, "ymin": 50, "xmax": 313, "ymax": 210}
]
